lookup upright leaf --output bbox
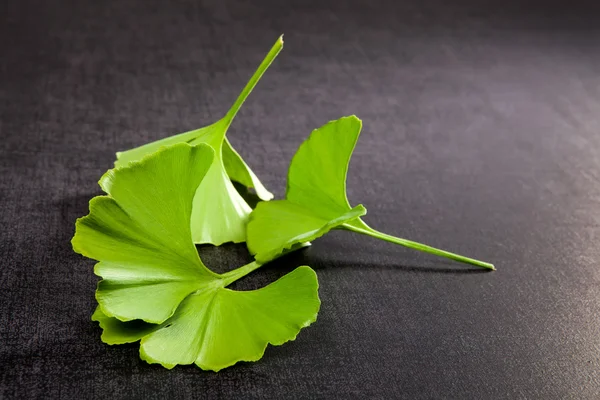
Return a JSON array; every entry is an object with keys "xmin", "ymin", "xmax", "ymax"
[
  {"xmin": 248, "ymin": 116, "xmax": 495, "ymax": 269},
  {"xmin": 287, "ymin": 116, "xmax": 360, "ymax": 218}
]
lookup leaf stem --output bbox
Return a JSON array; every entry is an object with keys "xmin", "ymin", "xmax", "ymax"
[
  {"xmin": 341, "ymin": 223, "xmax": 495, "ymax": 270},
  {"xmin": 223, "ymin": 36, "xmax": 284, "ymax": 126},
  {"xmin": 217, "ymin": 240, "xmax": 313, "ymax": 287},
  {"xmin": 220, "ymin": 261, "xmax": 264, "ymax": 287}
]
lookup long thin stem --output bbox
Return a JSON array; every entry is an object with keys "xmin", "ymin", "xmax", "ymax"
[
  {"xmin": 342, "ymin": 223, "xmax": 495, "ymax": 270},
  {"xmin": 217, "ymin": 240, "xmax": 313, "ymax": 287},
  {"xmin": 220, "ymin": 261, "xmax": 264, "ymax": 287},
  {"xmin": 223, "ymin": 36, "xmax": 284, "ymax": 125}
]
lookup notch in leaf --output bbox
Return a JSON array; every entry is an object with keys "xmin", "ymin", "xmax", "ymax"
[
  {"xmin": 247, "ymin": 116, "xmax": 495, "ymax": 270},
  {"xmin": 114, "ymin": 37, "xmax": 283, "ymax": 245},
  {"xmin": 73, "ymin": 143, "xmax": 320, "ymax": 371}
]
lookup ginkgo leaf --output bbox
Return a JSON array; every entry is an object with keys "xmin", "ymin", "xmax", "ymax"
[
  {"xmin": 73, "ymin": 142, "xmax": 320, "ymax": 370},
  {"xmin": 247, "ymin": 116, "xmax": 495, "ymax": 270},
  {"xmin": 92, "ymin": 265, "xmax": 320, "ymax": 372},
  {"xmin": 73, "ymin": 143, "xmax": 219, "ymax": 323},
  {"xmin": 113, "ymin": 37, "xmax": 282, "ymax": 245}
]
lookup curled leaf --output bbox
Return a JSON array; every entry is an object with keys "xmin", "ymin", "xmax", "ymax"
[{"xmin": 114, "ymin": 37, "xmax": 282, "ymax": 245}]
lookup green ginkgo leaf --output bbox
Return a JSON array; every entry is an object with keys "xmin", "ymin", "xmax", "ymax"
[
  {"xmin": 114, "ymin": 37, "xmax": 282, "ymax": 245},
  {"xmin": 73, "ymin": 143, "xmax": 218, "ymax": 323},
  {"xmin": 73, "ymin": 143, "xmax": 320, "ymax": 370},
  {"xmin": 92, "ymin": 265, "xmax": 320, "ymax": 372},
  {"xmin": 247, "ymin": 116, "xmax": 495, "ymax": 270}
]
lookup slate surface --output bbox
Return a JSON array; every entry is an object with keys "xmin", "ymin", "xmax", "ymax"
[{"xmin": 2, "ymin": 0, "xmax": 600, "ymax": 398}]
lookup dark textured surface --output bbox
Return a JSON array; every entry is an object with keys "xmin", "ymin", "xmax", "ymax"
[{"xmin": 2, "ymin": 0, "xmax": 600, "ymax": 398}]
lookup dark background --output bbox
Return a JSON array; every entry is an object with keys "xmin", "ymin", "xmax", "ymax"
[{"xmin": 2, "ymin": 0, "xmax": 600, "ymax": 398}]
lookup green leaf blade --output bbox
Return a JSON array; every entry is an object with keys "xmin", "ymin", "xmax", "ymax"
[
  {"xmin": 247, "ymin": 116, "xmax": 366, "ymax": 262},
  {"xmin": 73, "ymin": 143, "xmax": 220, "ymax": 323},
  {"xmin": 95, "ymin": 266, "xmax": 320, "ymax": 372},
  {"xmin": 286, "ymin": 115, "xmax": 362, "ymax": 219}
]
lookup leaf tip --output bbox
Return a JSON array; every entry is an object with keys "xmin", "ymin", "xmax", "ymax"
[{"xmin": 343, "ymin": 115, "xmax": 363, "ymax": 129}]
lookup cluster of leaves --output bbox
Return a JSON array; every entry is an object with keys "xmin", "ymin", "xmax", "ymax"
[{"xmin": 73, "ymin": 37, "xmax": 494, "ymax": 372}]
